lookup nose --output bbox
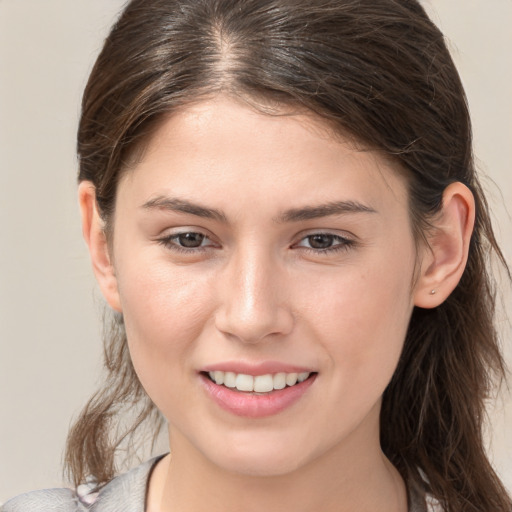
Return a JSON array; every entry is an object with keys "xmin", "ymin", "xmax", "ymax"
[{"xmin": 214, "ymin": 247, "xmax": 294, "ymax": 344}]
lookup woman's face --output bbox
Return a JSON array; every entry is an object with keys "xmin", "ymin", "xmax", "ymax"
[{"xmin": 108, "ymin": 97, "xmax": 422, "ymax": 476}]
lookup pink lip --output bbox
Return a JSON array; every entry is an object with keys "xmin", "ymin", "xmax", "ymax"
[
  {"xmin": 201, "ymin": 361, "xmax": 314, "ymax": 376},
  {"xmin": 199, "ymin": 372, "xmax": 317, "ymax": 418}
]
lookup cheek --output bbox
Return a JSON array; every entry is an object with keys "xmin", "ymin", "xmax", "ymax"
[
  {"xmin": 114, "ymin": 259, "xmax": 214, "ymax": 410},
  {"xmin": 301, "ymin": 250, "xmax": 415, "ymax": 385},
  {"xmin": 117, "ymin": 252, "xmax": 214, "ymax": 333},
  {"xmin": 122, "ymin": 270, "xmax": 202, "ymax": 343}
]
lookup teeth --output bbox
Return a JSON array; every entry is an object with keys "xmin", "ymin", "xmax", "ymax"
[
  {"xmin": 235, "ymin": 373, "xmax": 254, "ymax": 392},
  {"xmin": 273, "ymin": 372, "xmax": 286, "ymax": 390},
  {"xmin": 224, "ymin": 372, "xmax": 236, "ymax": 388},
  {"xmin": 285, "ymin": 373, "xmax": 298, "ymax": 386},
  {"xmin": 298, "ymin": 372, "xmax": 309, "ymax": 382},
  {"xmin": 207, "ymin": 370, "xmax": 311, "ymax": 392},
  {"xmin": 254, "ymin": 374, "xmax": 274, "ymax": 393}
]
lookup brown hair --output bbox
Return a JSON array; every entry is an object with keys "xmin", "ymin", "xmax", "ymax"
[{"xmin": 67, "ymin": 1, "xmax": 511, "ymax": 510}]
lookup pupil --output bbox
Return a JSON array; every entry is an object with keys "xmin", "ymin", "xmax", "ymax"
[
  {"xmin": 309, "ymin": 234, "xmax": 333, "ymax": 249},
  {"xmin": 178, "ymin": 233, "xmax": 204, "ymax": 248}
]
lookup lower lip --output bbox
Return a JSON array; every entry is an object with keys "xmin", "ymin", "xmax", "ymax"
[{"xmin": 199, "ymin": 373, "xmax": 317, "ymax": 418}]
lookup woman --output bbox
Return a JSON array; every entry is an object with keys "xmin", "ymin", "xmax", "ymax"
[{"xmin": 3, "ymin": 0, "xmax": 511, "ymax": 511}]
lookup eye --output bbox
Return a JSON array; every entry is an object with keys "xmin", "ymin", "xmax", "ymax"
[
  {"xmin": 158, "ymin": 231, "xmax": 215, "ymax": 252},
  {"xmin": 175, "ymin": 232, "xmax": 207, "ymax": 248},
  {"xmin": 302, "ymin": 234, "xmax": 337, "ymax": 249},
  {"xmin": 294, "ymin": 233, "xmax": 355, "ymax": 253}
]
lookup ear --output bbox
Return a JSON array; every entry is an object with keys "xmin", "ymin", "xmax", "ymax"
[
  {"xmin": 78, "ymin": 181, "xmax": 122, "ymax": 312},
  {"xmin": 414, "ymin": 182, "xmax": 475, "ymax": 309}
]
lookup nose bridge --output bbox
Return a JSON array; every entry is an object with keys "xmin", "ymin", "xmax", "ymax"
[{"xmin": 215, "ymin": 242, "xmax": 293, "ymax": 343}]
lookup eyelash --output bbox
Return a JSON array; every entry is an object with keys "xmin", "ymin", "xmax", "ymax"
[
  {"xmin": 157, "ymin": 231, "xmax": 356, "ymax": 255},
  {"xmin": 294, "ymin": 233, "xmax": 356, "ymax": 254},
  {"xmin": 157, "ymin": 232, "xmax": 215, "ymax": 254}
]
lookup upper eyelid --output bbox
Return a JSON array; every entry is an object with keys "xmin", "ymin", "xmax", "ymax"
[
  {"xmin": 156, "ymin": 229, "xmax": 217, "ymax": 250},
  {"xmin": 157, "ymin": 229, "xmax": 356, "ymax": 247},
  {"xmin": 157, "ymin": 229, "xmax": 355, "ymax": 239},
  {"xmin": 293, "ymin": 229, "xmax": 356, "ymax": 242},
  {"xmin": 293, "ymin": 233, "xmax": 353, "ymax": 247},
  {"xmin": 298, "ymin": 233, "xmax": 350, "ymax": 241},
  {"xmin": 164, "ymin": 231, "xmax": 216, "ymax": 243},
  {"xmin": 158, "ymin": 227, "xmax": 215, "ymax": 240}
]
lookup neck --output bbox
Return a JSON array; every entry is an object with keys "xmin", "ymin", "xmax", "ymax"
[{"xmin": 147, "ymin": 411, "xmax": 407, "ymax": 512}]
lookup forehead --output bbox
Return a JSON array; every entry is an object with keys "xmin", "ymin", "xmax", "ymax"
[{"xmin": 118, "ymin": 96, "xmax": 409, "ymax": 216}]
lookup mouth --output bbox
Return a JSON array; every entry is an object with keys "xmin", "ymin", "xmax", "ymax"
[
  {"xmin": 199, "ymin": 370, "xmax": 318, "ymax": 418},
  {"xmin": 202, "ymin": 370, "xmax": 315, "ymax": 394}
]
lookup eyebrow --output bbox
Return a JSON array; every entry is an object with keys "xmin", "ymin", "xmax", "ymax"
[
  {"xmin": 275, "ymin": 200, "xmax": 377, "ymax": 223},
  {"xmin": 142, "ymin": 196, "xmax": 228, "ymax": 222},
  {"xmin": 141, "ymin": 196, "xmax": 376, "ymax": 223}
]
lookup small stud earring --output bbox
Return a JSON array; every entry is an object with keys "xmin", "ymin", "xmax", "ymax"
[{"xmin": 430, "ymin": 289, "xmax": 436, "ymax": 295}]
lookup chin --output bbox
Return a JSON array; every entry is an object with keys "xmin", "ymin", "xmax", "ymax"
[
  {"xmin": 216, "ymin": 451, "xmax": 308, "ymax": 478},
  {"xmin": 200, "ymin": 431, "xmax": 316, "ymax": 478}
]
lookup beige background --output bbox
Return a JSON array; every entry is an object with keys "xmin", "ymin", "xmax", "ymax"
[{"xmin": 0, "ymin": 0, "xmax": 511, "ymax": 503}]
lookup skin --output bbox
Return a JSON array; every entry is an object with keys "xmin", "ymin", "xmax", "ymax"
[{"xmin": 80, "ymin": 96, "xmax": 475, "ymax": 512}]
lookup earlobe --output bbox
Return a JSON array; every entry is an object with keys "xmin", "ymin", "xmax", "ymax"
[
  {"xmin": 78, "ymin": 181, "xmax": 122, "ymax": 312},
  {"xmin": 414, "ymin": 182, "xmax": 475, "ymax": 309}
]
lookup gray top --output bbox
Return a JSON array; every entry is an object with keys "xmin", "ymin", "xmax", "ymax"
[
  {"xmin": 2, "ymin": 456, "xmax": 431, "ymax": 511},
  {"xmin": 1, "ymin": 457, "xmax": 157, "ymax": 512}
]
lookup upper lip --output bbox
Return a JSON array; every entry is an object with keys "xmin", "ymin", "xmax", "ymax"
[{"xmin": 200, "ymin": 361, "xmax": 315, "ymax": 376}]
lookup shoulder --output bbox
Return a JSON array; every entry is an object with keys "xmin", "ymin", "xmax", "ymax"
[
  {"xmin": 89, "ymin": 457, "xmax": 161, "ymax": 512},
  {"xmin": 1, "ymin": 487, "xmax": 82, "ymax": 512},
  {"xmin": 1, "ymin": 456, "xmax": 164, "ymax": 512}
]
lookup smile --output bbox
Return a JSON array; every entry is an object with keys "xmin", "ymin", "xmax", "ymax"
[
  {"xmin": 207, "ymin": 371, "xmax": 311, "ymax": 393},
  {"xmin": 200, "ymin": 370, "xmax": 317, "ymax": 418}
]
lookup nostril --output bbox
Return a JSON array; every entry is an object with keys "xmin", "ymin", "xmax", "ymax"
[{"xmin": 214, "ymin": 305, "xmax": 295, "ymax": 344}]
